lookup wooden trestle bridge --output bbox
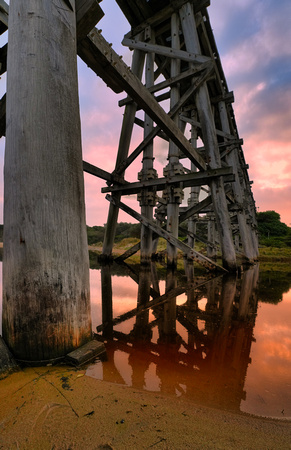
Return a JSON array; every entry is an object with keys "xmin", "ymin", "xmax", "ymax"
[
  {"xmin": 83, "ymin": 0, "xmax": 259, "ymax": 272},
  {"xmin": 0, "ymin": 0, "xmax": 258, "ymax": 362}
]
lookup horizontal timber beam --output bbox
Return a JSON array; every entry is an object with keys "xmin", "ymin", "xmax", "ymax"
[
  {"xmin": 125, "ymin": 0, "xmax": 210, "ymax": 39},
  {"xmin": 180, "ymin": 114, "xmax": 237, "ymax": 140},
  {"xmin": 0, "ymin": 0, "xmax": 8, "ymax": 34},
  {"xmin": 83, "ymin": 160, "xmax": 128, "ymax": 185},
  {"xmin": 102, "ymin": 167, "xmax": 234, "ymax": 195},
  {"xmin": 106, "ymin": 194, "xmax": 226, "ymax": 272},
  {"xmin": 179, "ymin": 139, "xmax": 243, "ymax": 159},
  {"xmin": 122, "ymin": 38, "xmax": 211, "ymax": 65},
  {"xmin": 76, "ymin": 0, "xmax": 104, "ymax": 41},
  {"xmin": 211, "ymin": 91, "xmax": 234, "ymax": 104},
  {"xmin": 179, "ymin": 185, "xmax": 232, "ymax": 222}
]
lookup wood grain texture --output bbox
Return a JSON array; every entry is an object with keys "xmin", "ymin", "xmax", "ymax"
[{"xmin": 3, "ymin": 0, "xmax": 91, "ymax": 361}]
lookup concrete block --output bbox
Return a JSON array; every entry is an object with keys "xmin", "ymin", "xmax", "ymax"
[{"xmin": 66, "ymin": 340, "xmax": 106, "ymax": 366}]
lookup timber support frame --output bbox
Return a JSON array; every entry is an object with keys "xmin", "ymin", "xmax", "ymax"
[
  {"xmin": 0, "ymin": 0, "xmax": 259, "ymax": 364},
  {"xmin": 99, "ymin": 0, "xmax": 258, "ymax": 271}
]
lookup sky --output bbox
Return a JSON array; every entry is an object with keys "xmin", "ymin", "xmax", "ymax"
[{"xmin": 0, "ymin": 0, "xmax": 291, "ymax": 227}]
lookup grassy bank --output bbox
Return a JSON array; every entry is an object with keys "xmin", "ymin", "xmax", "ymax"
[{"xmin": 89, "ymin": 238, "xmax": 291, "ymax": 266}]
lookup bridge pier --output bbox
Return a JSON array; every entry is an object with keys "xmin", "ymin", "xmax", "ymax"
[{"xmin": 2, "ymin": 0, "xmax": 91, "ymax": 362}]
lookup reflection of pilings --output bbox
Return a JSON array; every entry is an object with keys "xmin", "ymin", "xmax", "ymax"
[
  {"xmin": 165, "ymin": 269, "xmax": 177, "ymax": 338},
  {"xmin": 101, "ymin": 264, "xmax": 113, "ymax": 339},
  {"xmin": 220, "ymin": 274, "xmax": 237, "ymax": 327},
  {"xmin": 158, "ymin": 269, "xmax": 177, "ymax": 343},
  {"xmin": 151, "ymin": 262, "xmax": 160, "ymax": 297},
  {"xmin": 97, "ymin": 264, "xmax": 260, "ymax": 412},
  {"xmin": 97, "ymin": 275, "xmax": 210, "ymax": 333},
  {"xmin": 204, "ymin": 278, "xmax": 219, "ymax": 338},
  {"xmin": 102, "ymin": 344, "xmax": 127, "ymax": 385},
  {"xmin": 209, "ymin": 275, "xmax": 237, "ymax": 367},
  {"xmin": 184, "ymin": 261, "xmax": 199, "ymax": 347},
  {"xmin": 205, "ymin": 279, "xmax": 219, "ymax": 312},
  {"xmin": 132, "ymin": 266, "xmax": 152, "ymax": 341},
  {"xmin": 238, "ymin": 267, "xmax": 257, "ymax": 319},
  {"xmin": 184, "ymin": 260, "xmax": 197, "ymax": 309},
  {"xmin": 201, "ymin": 271, "xmax": 255, "ymax": 411},
  {"xmin": 252, "ymin": 263, "xmax": 260, "ymax": 292}
]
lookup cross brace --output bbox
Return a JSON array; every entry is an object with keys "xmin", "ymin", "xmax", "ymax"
[
  {"xmin": 78, "ymin": 28, "xmax": 207, "ymax": 170},
  {"xmin": 106, "ymin": 194, "xmax": 227, "ymax": 272},
  {"xmin": 102, "ymin": 167, "xmax": 235, "ymax": 195}
]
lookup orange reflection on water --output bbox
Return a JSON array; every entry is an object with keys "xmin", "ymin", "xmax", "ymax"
[
  {"xmin": 241, "ymin": 291, "xmax": 291, "ymax": 418},
  {"xmin": 88, "ymin": 265, "xmax": 275, "ymax": 416}
]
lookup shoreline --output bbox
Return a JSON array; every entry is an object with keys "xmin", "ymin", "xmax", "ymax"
[{"xmin": 0, "ymin": 365, "xmax": 290, "ymax": 449}]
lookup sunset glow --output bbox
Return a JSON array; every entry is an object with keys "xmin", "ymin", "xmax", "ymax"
[{"xmin": 0, "ymin": 0, "xmax": 290, "ymax": 226}]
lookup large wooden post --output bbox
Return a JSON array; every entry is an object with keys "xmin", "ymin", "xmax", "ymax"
[{"xmin": 2, "ymin": 0, "xmax": 91, "ymax": 362}]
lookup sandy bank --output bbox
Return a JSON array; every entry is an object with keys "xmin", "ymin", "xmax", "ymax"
[{"xmin": 0, "ymin": 365, "xmax": 290, "ymax": 449}]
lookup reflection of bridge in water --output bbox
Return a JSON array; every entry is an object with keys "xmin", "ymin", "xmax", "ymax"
[{"xmin": 92, "ymin": 263, "xmax": 259, "ymax": 412}]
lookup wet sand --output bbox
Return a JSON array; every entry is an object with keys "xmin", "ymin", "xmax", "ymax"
[{"xmin": 0, "ymin": 365, "xmax": 290, "ymax": 449}]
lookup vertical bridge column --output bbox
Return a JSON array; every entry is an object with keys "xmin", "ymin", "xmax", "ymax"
[
  {"xmin": 218, "ymin": 100, "xmax": 256, "ymax": 263},
  {"xmin": 102, "ymin": 46, "xmax": 145, "ymax": 259},
  {"xmin": 180, "ymin": 2, "xmax": 237, "ymax": 271},
  {"xmin": 139, "ymin": 29, "xmax": 156, "ymax": 264},
  {"xmin": 165, "ymin": 12, "xmax": 184, "ymax": 267},
  {"xmin": 3, "ymin": 0, "xmax": 91, "ymax": 362},
  {"xmin": 187, "ymin": 111, "xmax": 200, "ymax": 250}
]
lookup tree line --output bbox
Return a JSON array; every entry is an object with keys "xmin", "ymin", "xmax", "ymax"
[
  {"xmin": 87, "ymin": 210, "xmax": 291, "ymax": 248},
  {"xmin": 257, "ymin": 210, "xmax": 291, "ymax": 247},
  {"xmin": 0, "ymin": 210, "xmax": 290, "ymax": 248}
]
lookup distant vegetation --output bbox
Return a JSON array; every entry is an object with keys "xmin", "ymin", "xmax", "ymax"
[
  {"xmin": 87, "ymin": 222, "xmax": 141, "ymax": 245},
  {"xmin": 257, "ymin": 210, "xmax": 291, "ymax": 247},
  {"xmin": 87, "ymin": 211, "xmax": 291, "ymax": 249},
  {"xmin": 0, "ymin": 210, "xmax": 290, "ymax": 249}
]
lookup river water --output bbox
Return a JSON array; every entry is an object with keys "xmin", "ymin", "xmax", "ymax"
[{"xmin": 1, "ymin": 260, "xmax": 291, "ymax": 420}]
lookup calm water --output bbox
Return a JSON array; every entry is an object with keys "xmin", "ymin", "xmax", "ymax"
[{"xmin": 1, "ymin": 260, "xmax": 291, "ymax": 419}]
